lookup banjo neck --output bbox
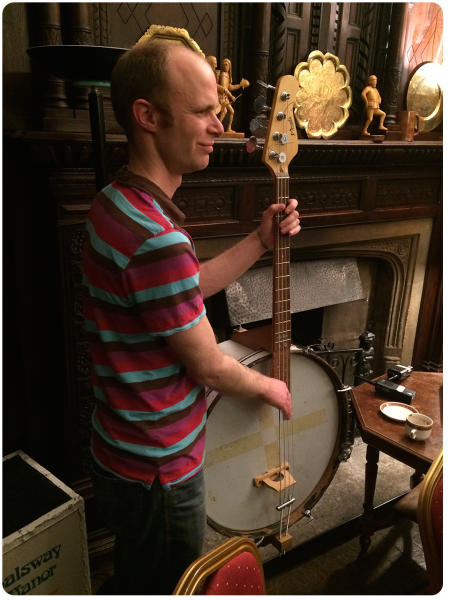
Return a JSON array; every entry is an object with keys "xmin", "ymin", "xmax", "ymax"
[
  {"xmin": 271, "ymin": 172, "xmax": 291, "ymax": 389},
  {"xmin": 257, "ymin": 75, "xmax": 298, "ymax": 389}
]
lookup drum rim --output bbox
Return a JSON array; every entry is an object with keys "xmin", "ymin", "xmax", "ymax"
[{"xmin": 205, "ymin": 345, "xmax": 352, "ymax": 539}]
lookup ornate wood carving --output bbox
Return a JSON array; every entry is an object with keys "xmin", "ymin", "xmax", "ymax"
[
  {"xmin": 383, "ymin": 3, "xmax": 408, "ymax": 125},
  {"xmin": 256, "ymin": 181, "xmax": 361, "ymax": 216},
  {"xmin": 291, "ymin": 232, "xmax": 419, "ymax": 375},
  {"xmin": 281, "ymin": 3, "xmax": 311, "ymax": 75},
  {"xmin": 248, "ymin": 3, "xmax": 271, "ymax": 126},
  {"xmin": 105, "ymin": 3, "xmax": 218, "ymax": 55},
  {"xmin": 347, "ymin": 3, "xmax": 378, "ymax": 126},
  {"xmin": 310, "ymin": 3, "xmax": 322, "ymax": 51},
  {"xmin": 221, "ymin": 3, "xmax": 238, "ymax": 66},
  {"xmin": 270, "ymin": 3, "xmax": 287, "ymax": 82},
  {"xmin": 376, "ymin": 180, "xmax": 440, "ymax": 207},
  {"xmin": 63, "ymin": 3, "xmax": 93, "ymax": 45},
  {"xmin": 92, "ymin": 3, "xmax": 109, "ymax": 46},
  {"xmin": 62, "ymin": 3, "xmax": 94, "ymax": 110},
  {"xmin": 32, "ymin": 3, "xmax": 68, "ymax": 109},
  {"xmin": 173, "ymin": 188, "xmax": 235, "ymax": 223}
]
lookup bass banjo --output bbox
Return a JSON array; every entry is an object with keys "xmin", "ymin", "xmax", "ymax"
[{"xmin": 204, "ymin": 76, "xmax": 351, "ymax": 551}]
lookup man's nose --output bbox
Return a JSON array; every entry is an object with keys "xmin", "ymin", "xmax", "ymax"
[{"xmin": 211, "ymin": 114, "xmax": 224, "ymax": 136}]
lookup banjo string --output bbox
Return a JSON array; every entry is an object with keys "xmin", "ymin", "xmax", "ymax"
[
  {"xmin": 275, "ymin": 146, "xmax": 296, "ymax": 540},
  {"xmin": 283, "ymin": 172, "xmax": 293, "ymax": 535}
]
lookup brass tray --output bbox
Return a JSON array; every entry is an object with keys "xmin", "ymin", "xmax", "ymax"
[{"xmin": 294, "ymin": 51, "xmax": 352, "ymax": 139}]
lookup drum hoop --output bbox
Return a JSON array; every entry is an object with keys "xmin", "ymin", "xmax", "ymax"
[{"xmin": 205, "ymin": 344, "xmax": 353, "ymax": 538}]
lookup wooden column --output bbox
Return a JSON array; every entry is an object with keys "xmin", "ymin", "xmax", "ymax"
[
  {"xmin": 382, "ymin": 3, "xmax": 408, "ymax": 126},
  {"xmin": 33, "ymin": 3, "xmax": 68, "ymax": 108},
  {"xmin": 270, "ymin": 3, "xmax": 287, "ymax": 83},
  {"xmin": 62, "ymin": 3, "xmax": 94, "ymax": 110},
  {"xmin": 248, "ymin": 3, "xmax": 272, "ymax": 129}
]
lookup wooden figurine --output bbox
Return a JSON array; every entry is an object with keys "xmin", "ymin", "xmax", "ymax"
[
  {"xmin": 361, "ymin": 75, "xmax": 387, "ymax": 136},
  {"xmin": 217, "ymin": 58, "xmax": 249, "ymax": 135},
  {"xmin": 206, "ymin": 56, "xmax": 224, "ymax": 116}
]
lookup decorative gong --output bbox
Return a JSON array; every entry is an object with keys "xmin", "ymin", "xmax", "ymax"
[
  {"xmin": 407, "ymin": 62, "xmax": 443, "ymax": 133},
  {"xmin": 294, "ymin": 50, "xmax": 352, "ymax": 139}
]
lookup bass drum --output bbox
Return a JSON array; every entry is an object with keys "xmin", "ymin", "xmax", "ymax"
[{"xmin": 204, "ymin": 340, "xmax": 351, "ymax": 539}]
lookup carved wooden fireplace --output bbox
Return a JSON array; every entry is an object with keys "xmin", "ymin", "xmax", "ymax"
[
  {"xmin": 50, "ymin": 134, "xmax": 439, "ymax": 467},
  {"xmin": 4, "ymin": 131, "xmax": 442, "ymax": 563}
]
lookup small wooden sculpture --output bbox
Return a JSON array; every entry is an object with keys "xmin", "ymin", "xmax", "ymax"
[
  {"xmin": 217, "ymin": 58, "xmax": 249, "ymax": 135},
  {"xmin": 361, "ymin": 75, "xmax": 387, "ymax": 136},
  {"xmin": 359, "ymin": 331, "xmax": 375, "ymax": 379},
  {"xmin": 206, "ymin": 56, "xmax": 224, "ymax": 116}
]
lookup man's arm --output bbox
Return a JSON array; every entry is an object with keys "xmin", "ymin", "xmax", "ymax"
[
  {"xmin": 361, "ymin": 87, "xmax": 369, "ymax": 105},
  {"xmin": 199, "ymin": 199, "xmax": 300, "ymax": 298},
  {"xmin": 166, "ymin": 314, "xmax": 292, "ymax": 419}
]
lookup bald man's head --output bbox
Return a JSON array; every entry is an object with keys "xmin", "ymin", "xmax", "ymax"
[{"xmin": 111, "ymin": 41, "xmax": 209, "ymax": 138}]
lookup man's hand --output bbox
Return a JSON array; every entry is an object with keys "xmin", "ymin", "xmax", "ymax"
[
  {"xmin": 259, "ymin": 378, "xmax": 293, "ymax": 420},
  {"xmin": 258, "ymin": 198, "xmax": 300, "ymax": 250}
]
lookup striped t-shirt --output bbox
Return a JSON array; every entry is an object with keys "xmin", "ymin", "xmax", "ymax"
[{"xmin": 82, "ymin": 167, "xmax": 206, "ymax": 489}]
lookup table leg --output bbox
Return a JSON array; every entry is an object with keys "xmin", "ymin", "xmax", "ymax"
[
  {"xmin": 359, "ymin": 444, "xmax": 379, "ymax": 559},
  {"xmin": 411, "ymin": 469, "xmax": 424, "ymax": 489}
]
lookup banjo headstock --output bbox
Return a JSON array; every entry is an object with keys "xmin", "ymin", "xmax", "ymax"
[{"xmin": 261, "ymin": 75, "xmax": 299, "ymax": 178}]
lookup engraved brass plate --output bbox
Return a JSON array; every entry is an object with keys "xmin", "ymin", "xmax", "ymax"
[
  {"xmin": 407, "ymin": 62, "xmax": 443, "ymax": 132},
  {"xmin": 137, "ymin": 24, "xmax": 204, "ymax": 56},
  {"xmin": 294, "ymin": 51, "xmax": 352, "ymax": 139}
]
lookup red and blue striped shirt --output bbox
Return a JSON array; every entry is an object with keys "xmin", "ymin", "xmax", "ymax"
[{"xmin": 83, "ymin": 167, "xmax": 206, "ymax": 489}]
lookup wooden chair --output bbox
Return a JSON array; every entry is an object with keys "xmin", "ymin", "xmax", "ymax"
[
  {"xmin": 417, "ymin": 445, "xmax": 443, "ymax": 594},
  {"xmin": 393, "ymin": 445, "xmax": 443, "ymax": 593},
  {"xmin": 173, "ymin": 537, "xmax": 266, "ymax": 595}
]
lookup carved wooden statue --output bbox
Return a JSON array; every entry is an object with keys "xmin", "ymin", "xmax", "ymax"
[
  {"xmin": 359, "ymin": 330, "xmax": 375, "ymax": 379},
  {"xmin": 217, "ymin": 58, "xmax": 249, "ymax": 134},
  {"xmin": 361, "ymin": 75, "xmax": 387, "ymax": 136},
  {"xmin": 206, "ymin": 56, "xmax": 223, "ymax": 116}
]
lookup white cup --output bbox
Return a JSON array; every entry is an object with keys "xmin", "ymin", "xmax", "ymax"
[{"xmin": 405, "ymin": 413, "xmax": 433, "ymax": 440}]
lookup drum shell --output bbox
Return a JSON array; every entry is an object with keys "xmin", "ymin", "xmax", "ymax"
[{"xmin": 204, "ymin": 341, "xmax": 351, "ymax": 539}]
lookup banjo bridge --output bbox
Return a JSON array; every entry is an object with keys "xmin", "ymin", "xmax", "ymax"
[{"xmin": 253, "ymin": 462, "xmax": 296, "ymax": 492}]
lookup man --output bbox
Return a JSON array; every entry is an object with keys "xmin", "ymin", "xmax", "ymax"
[
  {"xmin": 361, "ymin": 74, "xmax": 387, "ymax": 136},
  {"xmin": 83, "ymin": 39, "xmax": 300, "ymax": 595}
]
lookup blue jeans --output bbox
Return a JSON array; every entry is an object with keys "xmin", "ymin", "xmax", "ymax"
[{"xmin": 91, "ymin": 460, "xmax": 206, "ymax": 595}]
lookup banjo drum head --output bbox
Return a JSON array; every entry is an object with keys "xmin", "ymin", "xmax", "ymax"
[{"xmin": 204, "ymin": 341, "xmax": 350, "ymax": 539}]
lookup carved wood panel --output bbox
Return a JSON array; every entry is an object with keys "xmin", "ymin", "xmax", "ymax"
[
  {"xmin": 256, "ymin": 180, "xmax": 362, "ymax": 216},
  {"xmin": 106, "ymin": 2, "xmax": 220, "ymax": 55},
  {"xmin": 60, "ymin": 223, "xmax": 94, "ymax": 480},
  {"xmin": 376, "ymin": 179, "xmax": 441, "ymax": 208},
  {"xmin": 173, "ymin": 187, "xmax": 237, "ymax": 224}
]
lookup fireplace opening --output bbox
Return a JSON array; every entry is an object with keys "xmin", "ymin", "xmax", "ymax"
[
  {"xmin": 205, "ymin": 247, "xmax": 417, "ymax": 385},
  {"xmin": 291, "ymin": 308, "xmax": 324, "ymax": 346}
]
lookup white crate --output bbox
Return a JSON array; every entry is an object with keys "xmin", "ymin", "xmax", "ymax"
[{"xmin": 2, "ymin": 450, "xmax": 91, "ymax": 595}]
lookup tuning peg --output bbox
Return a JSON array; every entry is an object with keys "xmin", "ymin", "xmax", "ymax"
[
  {"xmin": 249, "ymin": 117, "xmax": 267, "ymax": 133},
  {"xmin": 257, "ymin": 80, "xmax": 276, "ymax": 91},
  {"xmin": 246, "ymin": 136, "xmax": 263, "ymax": 154},
  {"xmin": 273, "ymin": 132, "xmax": 289, "ymax": 144},
  {"xmin": 254, "ymin": 95, "xmax": 271, "ymax": 114},
  {"xmin": 269, "ymin": 151, "xmax": 286, "ymax": 163}
]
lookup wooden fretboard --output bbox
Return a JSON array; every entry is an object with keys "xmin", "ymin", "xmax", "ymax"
[{"xmin": 271, "ymin": 172, "xmax": 291, "ymax": 390}]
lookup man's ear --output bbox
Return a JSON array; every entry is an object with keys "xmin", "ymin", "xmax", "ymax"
[{"xmin": 132, "ymin": 99, "xmax": 158, "ymax": 133}]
